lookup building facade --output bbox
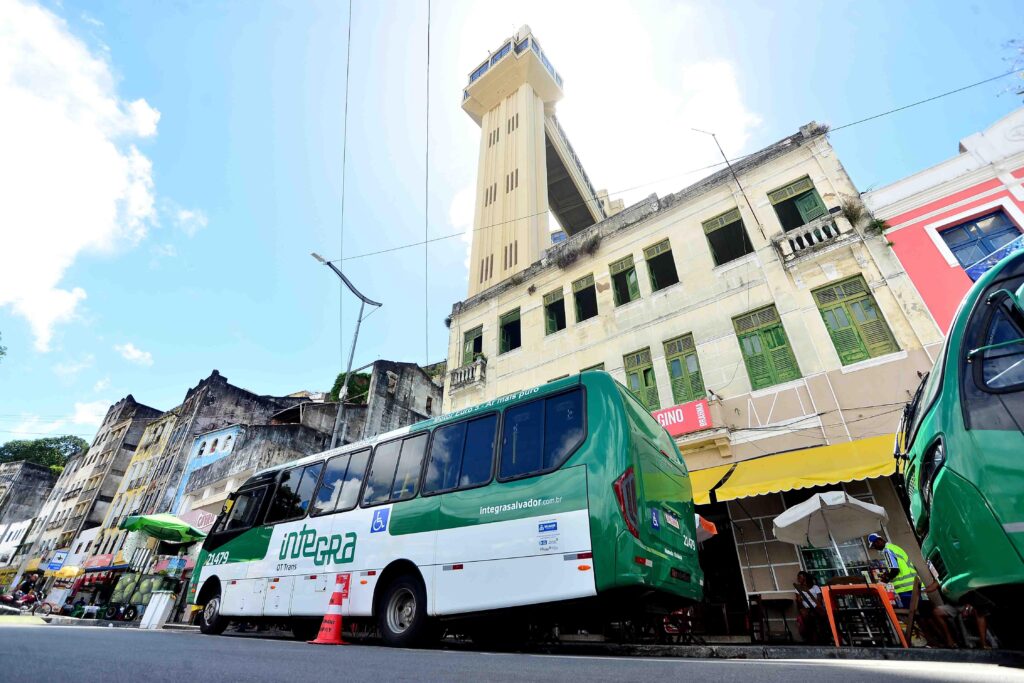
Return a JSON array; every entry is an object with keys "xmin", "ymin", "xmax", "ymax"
[
  {"xmin": 22, "ymin": 396, "xmax": 161, "ymax": 572},
  {"xmin": 864, "ymin": 107, "xmax": 1024, "ymax": 332},
  {"xmin": 0, "ymin": 461, "xmax": 56, "ymax": 526},
  {"xmin": 445, "ymin": 29, "xmax": 945, "ymax": 636}
]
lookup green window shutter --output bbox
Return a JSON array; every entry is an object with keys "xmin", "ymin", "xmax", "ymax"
[
  {"xmin": 609, "ymin": 254, "xmax": 635, "ymax": 275},
  {"xmin": 813, "ymin": 278, "xmax": 899, "ymax": 362},
  {"xmin": 623, "ymin": 348, "xmax": 659, "ymax": 410},
  {"xmin": 850, "ymin": 298, "xmax": 899, "ymax": 357},
  {"xmin": 738, "ymin": 332, "xmax": 775, "ymax": 390},
  {"xmin": 572, "ymin": 274, "xmax": 595, "ymax": 293},
  {"xmin": 626, "ymin": 268, "xmax": 640, "ymax": 301},
  {"xmin": 820, "ymin": 304, "xmax": 870, "ymax": 365},
  {"xmin": 664, "ymin": 334, "xmax": 704, "ymax": 403},
  {"xmin": 543, "ymin": 289, "xmax": 563, "ymax": 305},
  {"xmin": 499, "ymin": 309, "xmax": 519, "ymax": 353},
  {"xmin": 734, "ymin": 306, "xmax": 801, "ymax": 389},
  {"xmin": 643, "ymin": 239, "xmax": 672, "ymax": 260},
  {"xmin": 499, "ymin": 309, "xmax": 520, "ymax": 326},
  {"xmin": 764, "ymin": 325, "xmax": 801, "ymax": 383},
  {"xmin": 702, "ymin": 208, "xmax": 742, "ymax": 234},
  {"xmin": 767, "ymin": 177, "xmax": 815, "ymax": 205},
  {"xmin": 463, "ymin": 326, "xmax": 482, "ymax": 365},
  {"xmin": 795, "ymin": 189, "xmax": 827, "ymax": 224}
]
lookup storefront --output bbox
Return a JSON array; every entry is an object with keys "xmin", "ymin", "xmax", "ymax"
[{"xmin": 688, "ymin": 434, "xmax": 927, "ymax": 641}]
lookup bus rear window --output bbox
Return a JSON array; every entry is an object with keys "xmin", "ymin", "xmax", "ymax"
[{"xmin": 499, "ymin": 389, "xmax": 585, "ymax": 480}]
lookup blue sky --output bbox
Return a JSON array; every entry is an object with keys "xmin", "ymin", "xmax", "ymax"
[{"xmin": 0, "ymin": 0, "xmax": 1021, "ymax": 443}]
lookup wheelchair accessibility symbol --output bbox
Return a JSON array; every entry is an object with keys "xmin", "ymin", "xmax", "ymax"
[{"xmin": 371, "ymin": 508, "xmax": 390, "ymax": 533}]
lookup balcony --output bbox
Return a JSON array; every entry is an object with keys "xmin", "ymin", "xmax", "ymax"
[
  {"xmin": 79, "ymin": 486, "xmax": 100, "ymax": 502},
  {"xmin": 449, "ymin": 357, "xmax": 487, "ymax": 392},
  {"xmin": 61, "ymin": 487, "xmax": 82, "ymax": 502},
  {"xmin": 771, "ymin": 213, "xmax": 858, "ymax": 266},
  {"xmin": 45, "ymin": 518, "xmax": 65, "ymax": 531},
  {"xmin": 62, "ymin": 514, "xmax": 85, "ymax": 533}
]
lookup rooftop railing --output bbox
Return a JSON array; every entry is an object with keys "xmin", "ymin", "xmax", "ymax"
[{"xmin": 466, "ymin": 35, "xmax": 562, "ymax": 90}]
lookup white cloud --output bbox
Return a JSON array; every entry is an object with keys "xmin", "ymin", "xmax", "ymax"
[
  {"xmin": 175, "ymin": 208, "xmax": 208, "ymax": 237},
  {"xmin": 93, "ymin": 376, "xmax": 110, "ymax": 392},
  {"xmin": 152, "ymin": 244, "xmax": 177, "ymax": 258},
  {"xmin": 80, "ymin": 12, "xmax": 103, "ymax": 28},
  {"xmin": 0, "ymin": 0, "xmax": 161, "ymax": 351},
  {"xmin": 8, "ymin": 414, "xmax": 67, "ymax": 439},
  {"xmin": 52, "ymin": 353, "xmax": 95, "ymax": 377},
  {"xmin": 72, "ymin": 399, "xmax": 110, "ymax": 426},
  {"xmin": 114, "ymin": 342, "xmax": 153, "ymax": 366}
]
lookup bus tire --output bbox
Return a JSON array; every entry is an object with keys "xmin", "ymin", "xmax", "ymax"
[
  {"xmin": 198, "ymin": 590, "xmax": 229, "ymax": 635},
  {"xmin": 377, "ymin": 574, "xmax": 431, "ymax": 647}
]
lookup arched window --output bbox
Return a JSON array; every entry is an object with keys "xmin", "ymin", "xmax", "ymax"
[
  {"xmin": 210, "ymin": 439, "xmax": 219, "ymax": 452},
  {"xmin": 223, "ymin": 435, "xmax": 233, "ymax": 451},
  {"xmin": 197, "ymin": 442, "xmax": 207, "ymax": 456}
]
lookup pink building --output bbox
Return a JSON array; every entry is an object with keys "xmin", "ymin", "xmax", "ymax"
[{"xmin": 864, "ymin": 108, "xmax": 1024, "ymax": 332}]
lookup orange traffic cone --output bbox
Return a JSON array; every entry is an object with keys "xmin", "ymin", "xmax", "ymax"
[{"xmin": 308, "ymin": 574, "xmax": 350, "ymax": 645}]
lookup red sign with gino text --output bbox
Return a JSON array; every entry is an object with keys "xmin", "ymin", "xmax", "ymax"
[{"xmin": 651, "ymin": 398, "xmax": 712, "ymax": 437}]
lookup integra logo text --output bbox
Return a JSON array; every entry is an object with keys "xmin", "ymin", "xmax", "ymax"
[{"xmin": 279, "ymin": 524, "xmax": 357, "ymax": 566}]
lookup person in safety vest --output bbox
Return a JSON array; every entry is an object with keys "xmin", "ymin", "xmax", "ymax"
[{"xmin": 868, "ymin": 533, "xmax": 956, "ymax": 647}]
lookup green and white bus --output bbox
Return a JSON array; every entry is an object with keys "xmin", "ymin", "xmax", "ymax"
[{"xmin": 187, "ymin": 372, "xmax": 703, "ymax": 646}]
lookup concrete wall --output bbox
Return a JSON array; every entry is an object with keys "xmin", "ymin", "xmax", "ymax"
[
  {"xmin": 360, "ymin": 361, "xmax": 444, "ymax": 440},
  {"xmin": 179, "ymin": 424, "xmax": 330, "ymax": 515}
]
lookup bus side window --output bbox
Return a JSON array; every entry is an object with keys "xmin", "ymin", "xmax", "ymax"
[
  {"xmin": 423, "ymin": 414, "xmax": 497, "ymax": 495},
  {"xmin": 500, "ymin": 389, "xmax": 585, "ymax": 481},
  {"xmin": 363, "ymin": 440, "xmax": 402, "ymax": 506},
  {"xmin": 977, "ymin": 304, "xmax": 1024, "ymax": 391},
  {"xmin": 337, "ymin": 449, "xmax": 370, "ymax": 511},
  {"xmin": 424, "ymin": 421, "xmax": 468, "ymax": 493},
  {"xmin": 266, "ymin": 462, "xmax": 323, "ymax": 524},
  {"xmin": 311, "ymin": 454, "xmax": 350, "ymax": 516},
  {"xmin": 500, "ymin": 401, "xmax": 544, "ymax": 479},
  {"xmin": 460, "ymin": 415, "xmax": 497, "ymax": 488},
  {"xmin": 220, "ymin": 487, "xmax": 268, "ymax": 532},
  {"xmin": 543, "ymin": 391, "xmax": 584, "ymax": 469},
  {"xmin": 390, "ymin": 433, "xmax": 428, "ymax": 501}
]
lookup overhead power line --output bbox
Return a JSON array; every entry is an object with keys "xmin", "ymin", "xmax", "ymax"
[{"xmin": 324, "ymin": 67, "xmax": 1024, "ymax": 264}]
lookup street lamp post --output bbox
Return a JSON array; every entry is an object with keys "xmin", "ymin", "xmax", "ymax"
[{"xmin": 311, "ymin": 253, "xmax": 383, "ymax": 449}]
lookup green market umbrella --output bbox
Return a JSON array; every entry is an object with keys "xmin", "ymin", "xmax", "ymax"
[{"xmin": 119, "ymin": 513, "xmax": 208, "ymax": 543}]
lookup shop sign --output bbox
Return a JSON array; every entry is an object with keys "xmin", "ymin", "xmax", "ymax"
[
  {"xmin": 179, "ymin": 509, "xmax": 218, "ymax": 533},
  {"xmin": 84, "ymin": 553, "xmax": 114, "ymax": 569},
  {"xmin": 651, "ymin": 398, "xmax": 712, "ymax": 437},
  {"xmin": 47, "ymin": 550, "xmax": 69, "ymax": 571}
]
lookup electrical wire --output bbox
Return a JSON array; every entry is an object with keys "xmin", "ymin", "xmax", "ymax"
[
  {"xmin": 423, "ymin": 0, "xmax": 431, "ymax": 364},
  {"xmin": 339, "ymin": 0, "xmax": 354, "ymax": 368},
  {"xmin": 321, "ymin": 67, "xmax": 1024, "ymax": 264}
]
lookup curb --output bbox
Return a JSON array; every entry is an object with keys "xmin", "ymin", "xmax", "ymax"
[{"xmin": 529, "ymin": 642, "xmax": 1024, "ymax": 667}]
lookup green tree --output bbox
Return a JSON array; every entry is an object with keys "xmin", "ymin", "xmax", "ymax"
[
  {"xmin": 328, "ymin": 371, "xmax": 371, "ymax": 404},
  {"xmin": 0, "ymin": 435, "xmax": 88, "ymax": 474}
]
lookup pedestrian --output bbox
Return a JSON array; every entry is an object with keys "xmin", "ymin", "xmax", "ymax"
[
  {"xmin": 794, "ymin": 570, "xmax": 826, "ymax": 644},
  {"xmin": 867, "ymin": 533, "xmax": 956, "ymax": 647},
  {"xmin": 16, "ymin": 573, "xmax": 40, "ymax": 595}
]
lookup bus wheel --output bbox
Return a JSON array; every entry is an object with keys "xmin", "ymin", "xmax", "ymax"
[
  {"xmin": 199, "ymin": 592, "xmax": 229, "ymax": 635},
  {"xmin": 378, "ymin": 574, "xmax": 431, "ymax": 647}
]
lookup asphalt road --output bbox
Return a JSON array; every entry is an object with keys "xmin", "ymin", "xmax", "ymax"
[{"xmin": 2, "ymin": 626, "xmax": 1022, "ymax": 683}]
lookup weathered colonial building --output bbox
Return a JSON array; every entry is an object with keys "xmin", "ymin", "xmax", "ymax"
[
  {"xmin": 25, "ymin": 396, "xmax": 161, "ymax": 568},
  {"xmin": 0, "ymin": 461, "xmax": 56, "ymax": 526},
  {"xmin": 444, "ymin": 27, "xmax": 945, "ymax": 635}
]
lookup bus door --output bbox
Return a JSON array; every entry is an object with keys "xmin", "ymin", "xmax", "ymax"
[{"xmin": 204, "ymin": 483, "xmax": 272, "ymax": 616}]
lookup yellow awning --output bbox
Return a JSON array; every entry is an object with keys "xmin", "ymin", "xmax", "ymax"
[
  {"xmin": 25, "ymin": 558, "xmax": 41, "ymax": 572},
  {"xmin": 691, "ymin": 434, "xmax": 896, "ymax": 505}
]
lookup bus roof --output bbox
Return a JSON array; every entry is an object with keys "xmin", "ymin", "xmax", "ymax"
[{"xmin": 251, "ymin": 373, "xmax": 593, "ymax": 478}]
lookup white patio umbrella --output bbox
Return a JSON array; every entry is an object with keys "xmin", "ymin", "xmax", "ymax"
[{"xmin": 772, "ymin": 491, "xmax": 888, "ymax": 575}]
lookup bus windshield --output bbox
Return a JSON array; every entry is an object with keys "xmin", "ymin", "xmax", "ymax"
[{"xmin": 903, "ymin": 339, "xmax": 947, "ymax": 452}]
